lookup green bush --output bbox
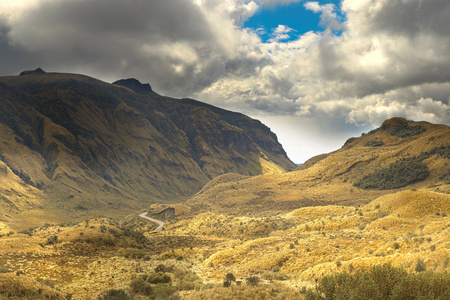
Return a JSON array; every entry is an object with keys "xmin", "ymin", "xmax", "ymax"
[
  {"xmin": 98, "ymin": 289, "xmax": 133, "ymax": 300},
  {"xmin": 305, "ymin": 264, "xmax": 450, "ymax": 300},
  {"xmin": 389, "ymin": 124, "xmax": 425, "ymax": 138},
  {"xmin": 246, "ymin": 276, "xmax": 260, "ymax": 286},
  {"xmin": 146, "ymin": 272, "xmax": 172, "ymax": 284},
  {"xmin": 439, "ymin": 170, "xmax": 450, "ymax": 184},
  {"xmin": 415, "ymin": 259, "xmax": 426, "ymax": 272},
  {"xmin": 262, "ymin": 271, "xmax": 290, "ymax": 281},
  {"xmin": 176, "ymin": 270, "xmax": 202, "ymax": 291},
  {"xmin": 354, "ymin": 158, "xmax": 429, "ymax": 190},
  {"xmin": 46, "ymin": 235, "xmax": 59, "ymax": 245},
  {"xmin": 225, "ymin": 273, "xmax": 236, "ymax": 283},
  {"xmin": 155, "ymin": 264, "xmax": 174, "ymax": 273},
  {"xmin": 0, "ymin": 268, "xmax": 12, "ymax": 273},
  {"xmin": 364, "ymin": 140, "xmax": 384, "ymax": 147},
  {"xmin": 130, "ymin": 277, "xmax": 153, "ymax": 296},
  {"xmin": 152, "ymin": 283, "xmax": 178, "ymax": 300}
]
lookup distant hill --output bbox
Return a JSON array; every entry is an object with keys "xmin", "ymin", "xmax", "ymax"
[
  {"xmin": 0, "ymin": 69, "xmax": 295, "ymax": 227},
  {"xmin": 187, "ymin": 117, "xmax": 450, "ymax": 215}
]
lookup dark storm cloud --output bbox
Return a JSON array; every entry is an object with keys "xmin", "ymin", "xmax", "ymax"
[
  {"xmin": 1, "ymin": 0, "xmax": 450, "ymax": 130},
  {"xmin": 370, "ymin": 0, "xmax": 450, "ymax": 38},
  {"xmin": 30, "ymin": 0, "xmax": 212, "ymax": 42},
  {"xmin": 3, "ymin": 0, "xmax": 266, "ymax": 97}
]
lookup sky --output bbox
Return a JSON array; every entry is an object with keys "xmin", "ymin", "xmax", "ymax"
[{"xmin": 0, "ymin": 0, "xmax": 449, "ymax": 163}]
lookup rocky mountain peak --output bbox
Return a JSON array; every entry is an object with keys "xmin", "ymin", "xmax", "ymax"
[
  {"xmin": 113, "ymin": 78, "xmax": 152, "ymax": 94},
  {"xmin": 19, "ymin": 67, "xmax": 47, "ymax": 76}
]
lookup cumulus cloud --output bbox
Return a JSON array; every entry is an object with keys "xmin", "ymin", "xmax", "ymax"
[
  {"xmin": 305, "ymin": 1, "xmax": 343, "ymax": 31},
  {"xmin": 268, "ymin": 25, "xmax": 295, "ymax": 42},
  {"xmin": 199, "ymin": 0, "xmax": 450, "ymax": 130},
  {"xmin": 0, "ymin": 0, "xmax": 449, "ymax": 145},
  {"xmin": 0, "ymin": 0, "xmax": 268, "ymax": 97}
]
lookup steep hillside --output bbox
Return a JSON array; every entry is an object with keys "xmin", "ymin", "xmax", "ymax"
[
  {"xmin": 0, "ymin": 69, "xmax": 295, "ymax": 227},
  {"xmin": 187, "ymin": 118, "xmax": 450, "ymax": 215}
]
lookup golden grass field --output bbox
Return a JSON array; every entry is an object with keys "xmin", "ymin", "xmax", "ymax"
[{"xmin": 0, "ymin": 119, "xmax": 448, "ymax": 299}]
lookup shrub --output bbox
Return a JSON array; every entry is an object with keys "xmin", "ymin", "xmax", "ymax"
[
  {"xmin": 130, "ymin": 278, "xmax": 153, "ymax": 296},
  {"xmin": 262, "ymin": 271, "xmax": 290, "ymax": 281},
  {"xmin": 354, "ymin": 158, "xmax": 429, "ymax": 190},
  {"xmin": 246, "ymin": 276, "xmax": 260, "ymax": 286},
  {"xmin": 146, "ymin": 272, "xmax": 172, "ymax": 284},
  {"xmin": 388, "ymin": 124, "xmax": 425, "ymax": 138},
  {"xmin": 440, "ymin": 170, "xmax": 450, "ymax": 184},
  {"xmin": 176, "ymin": 270, "xmax": 202, "ymax": 291},
  {"xmin": 155, "ymin": 264, "xmax": 174, "ymax": 273},
  {"xmin": 364, "ymin": 140, "xmax": 384, "ymax": 147},
  {"xmin": 98, "ymin": 289, "xmax": 133, "ymax": 300},
  {"xmin": 305, "ymin": 264, "xmax": 449, "ymax": 300},
  {"xmin": 391, "ymin": 271, "xmax": 450, "ymax": 299},
  {"xmin": 46, "ymin": 235, "xmax": 59, "ymax": 245},
  {"xmin": 152, "ymin": 283, "xmax": 178, "ymax": 299},
  {"xmin": 225, "ymin": 273, "xmax": 236, "ymax": 283},
  {"xmin": 415, "ymin": 259, "xmax": 426, "ymax": 272},
  {"xmin": 0, "ymin": 268, "xmax": 12, "ymax": 273}
]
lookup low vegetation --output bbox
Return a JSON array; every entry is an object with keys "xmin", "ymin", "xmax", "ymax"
[
  {"xmin": 388, "ymin": 123, "xmax": 426, "ymax": 138},
  {"xmin": 364, "ymin": 140, "xmax": 384, "ymax": 147},
  {"xmin": 354, "ymin": 158, "xmax": 429, "ymax": 190},
  {"xmin": 305, "ymin": 264, "xmax": 450, "ymax": 300},
  {"xmin": 355, "ymin": 145, "xmax": 450, "ymax": 190}
]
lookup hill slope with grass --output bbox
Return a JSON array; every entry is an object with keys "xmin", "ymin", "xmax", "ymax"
[
  {"xmin": 187, "ymin": 118, "xmax": 450, "ymax": 215},
  {"xmin": 0, "ymin": 69, "xmax": 295, "ymax": 228}
]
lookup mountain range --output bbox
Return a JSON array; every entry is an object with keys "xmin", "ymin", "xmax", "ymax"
[
  {"xmin": 0, "ymin": 69, "xmax": 294, "ymax": 227},
  {"xmin": 0, "ymin": 70, "xmax": 449, "ymax": 299}
]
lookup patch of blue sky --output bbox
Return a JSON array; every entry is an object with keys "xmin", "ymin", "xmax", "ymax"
[{"xmin": 244, "ymin": 0, "xmax": 343, "ymax": 43}]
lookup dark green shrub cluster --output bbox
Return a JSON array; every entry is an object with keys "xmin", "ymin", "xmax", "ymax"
[
  {"xmin": 0, "ymin": 268, "xmax": 12, "ymax": 273},
  {"xmin": 355, "ymin": 145, "xmax": 449, "ymax": 190},
  {"xmin": 440, "ymin": 170, "xmax": 450, "ymax": 184},
  {"xmin": 98, "ymin": 289, "xmax": 133, "ymax": 300},
  {"xmin": 174, "ymin": 269, "xmax": 202, "ymax": 291},
  {"xmin": 246, "ymin": 276, "xmax": 260, "ymax": 286},
  {"xmin": 155, "ymin": 264, "xmax": 174, "ymax": 273},
  {"xmin": 354, "ymin": 158, "xmax": 429, "ymax": 190},
  {"xmin": 223, "ymin": 272, "xmax": 236, "ymax": 287},
  {"xmin": 415, "ymin": 259, "xmax": 426, "ymax": 272},
  {"xmin": 389, "ymin": 124, "xmax": 425, "ymax": 138},
  {"xmin": 364, "ymin": 140, "xmax": 384, "ymax": 147},
  {"xmin": 262, "ymin": 270, "xmax": 290, "ymax": 281},
  {"xmin": 417, "ymin": 145, "xmax": 450, "ymax": 160},
  {"xmin": 305, "ymin": 264, "xmax": 450, "ymax": 300},
  {"xmin": 145, "ymin": 272, "xmax": 172, "ymax": 284},
  {"xmin": 129, "ymin": 269, "xmax": 187, "ymax": 299},
  {"xmin": 46, "ymin": 235, "xmax": 59, "ymax": 245},
  {"xmin": 130, "ymin": 277, "xmax": 153, "ymax": 296}
]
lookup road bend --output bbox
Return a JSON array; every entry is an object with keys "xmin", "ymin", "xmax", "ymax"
[{"xmin": 139, "ymin": 212, "xmax": 165, "ymax": 231}]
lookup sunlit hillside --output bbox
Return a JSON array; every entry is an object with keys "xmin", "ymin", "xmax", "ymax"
[
  {"xmin": 0, "ymin": 118, "xmax": 448, "ymax": 299},
  {"xmin": 187, "ymin": 118, "xmax": 450, "ymax": 215}
]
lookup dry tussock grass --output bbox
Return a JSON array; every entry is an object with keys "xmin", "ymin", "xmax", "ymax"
[
  {"xmin": 187, "ymin": 121, "xmax": 450, "ymax": 215},
  {"xmin": 0, "ymin": 273, "xmax": 65, "ymax": 299}
]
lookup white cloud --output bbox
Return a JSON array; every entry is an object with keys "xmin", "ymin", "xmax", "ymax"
[
  {"xmin": 268, "ymin": 25, "xmax": 295, "ymax": 42},
  {"xmin": 305, "ymin": 1, "xmax": 343, "ymax": 31},
  {"xmin": 0, "ymin": 0, "xmax": 449, "ymax": 162}
]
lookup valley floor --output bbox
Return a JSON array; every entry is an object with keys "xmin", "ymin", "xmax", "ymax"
[{"xmin": 0, "ymin": 190, "xmax": 449, "ymax": 299}]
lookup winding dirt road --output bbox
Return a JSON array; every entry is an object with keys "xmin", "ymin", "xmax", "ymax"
[{"xmin": 139, "ymin": 212, "xmax": 165, "ymax": 231}]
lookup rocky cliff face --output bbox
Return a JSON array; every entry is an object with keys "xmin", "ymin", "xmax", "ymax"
[{"xmin": 0, "ymin": 70, "xmax": 295, "ymax": 223}]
